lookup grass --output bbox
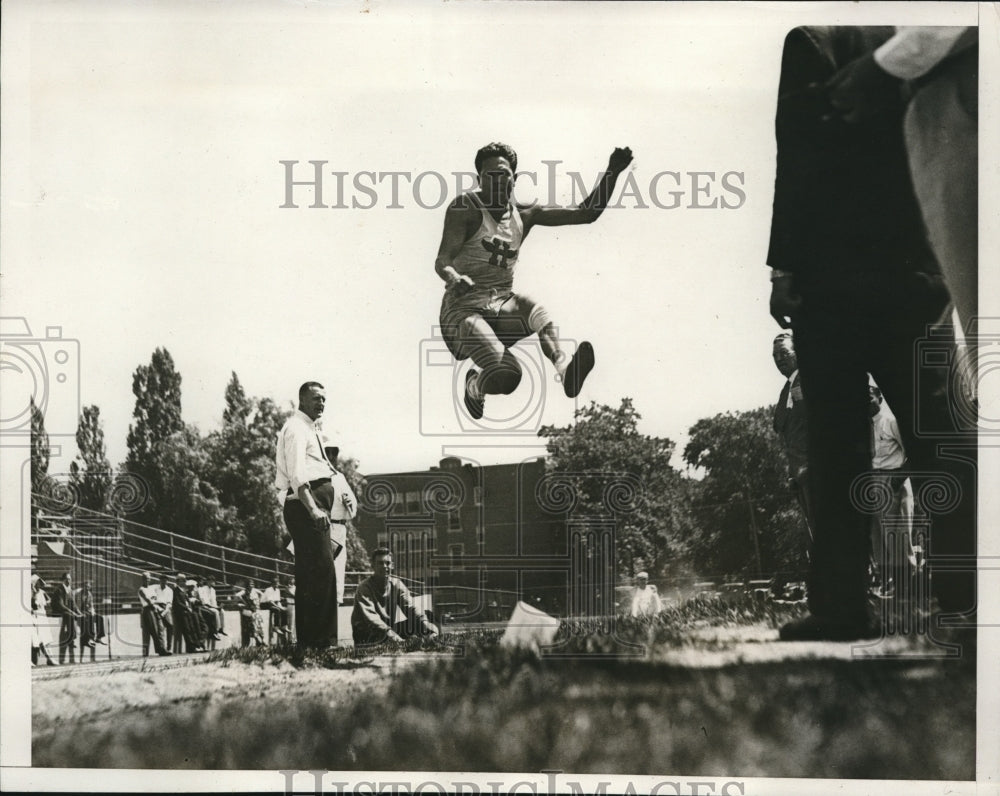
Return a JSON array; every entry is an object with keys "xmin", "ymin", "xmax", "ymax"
[{"xmin": 32, "ymin": 594, "xmax": 975, "ymax": 779}]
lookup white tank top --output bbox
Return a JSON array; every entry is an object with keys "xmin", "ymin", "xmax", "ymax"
[{"xmin": 450, "ymin": 192, "xmax": 523, "ymax": 296}]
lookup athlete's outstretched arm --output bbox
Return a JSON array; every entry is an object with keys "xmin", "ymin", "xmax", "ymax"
[
  {"xmin": 435, "ymin": 196, "xmax": 478, "ymax": 294},
  {"xmin": 520, "ymin": 147, "xmax": 633, "ymax": 232}
]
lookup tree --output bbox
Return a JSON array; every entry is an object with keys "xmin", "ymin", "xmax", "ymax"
[
  {"xmin": 204, "ymin": 391, "xmax": 291, "ymax": 557},
  {"xmin": 30, "ymin": 398, "xmax": 51, "ymax": 527},
  {"xmin": 124, "ymin": 348, "xmax": 183, "ymax": 524},
  {"xmin": 222, "ymin": 371, "xmax": 251, "ymax": 426},
  {"xmin": 70, "ymin": 405, "xmax": 113, "ymax": 512},
  {"xmin": 336, "ymin": 455, "xmax": 372, "ymax": 572},
  {"xmin": 154, "ymin": 425, "xmax": 244, "ymax": 549},
  {"xmin": 682, "ymin": 406, "xmax": 808, "ymax": 578},
  {"xmin": 539, "ymin": 398, "xmax": 694, "ymax": 578}
]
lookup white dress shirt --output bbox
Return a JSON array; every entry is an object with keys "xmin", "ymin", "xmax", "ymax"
[
  {"xmin": 871, "ymin": 408, "xmax": 907, "ymax": 471},
  {"xmin": 275, "ymin": 409, "xmax": 337, "ymax": 500}
]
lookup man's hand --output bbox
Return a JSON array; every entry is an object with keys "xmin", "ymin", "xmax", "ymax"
[
  {"xmin": 310, "ymin": 510, "xmax": 330, "ymax": 532},
  {"xmin": 826, "ymin": 52, "xmax": 900, "ymax": 124},
  {"xmin": 447, "ymin": 273, "xmax": 476, "ymax": 296},
  {"xmin": 425, "ymin": 622, "xmax": 440, "ymax": 639},
  {"xmin": 770, "ymin": 275, "xmax": 801, "ymax": 329},
  {"xmin": 607, "ymin": 147, "xmax": 633, "ymax": 176},
  {"xmin": 341, "ymin": 493, "xmax": 355, "ymax": 516}
]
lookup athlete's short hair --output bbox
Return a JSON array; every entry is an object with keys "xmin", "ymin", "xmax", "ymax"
[
  {"xmin": 372, "ymin": 546, "xmax": 392, "ymax": 561},
  {"xmin": 475, "ymin": 142, "xmax": 518, "ymax": 175},
  {"xmin": 299, "ymin": 381, "xmax": 324, "ymax": 400}
]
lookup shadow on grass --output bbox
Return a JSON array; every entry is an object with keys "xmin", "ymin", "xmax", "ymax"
[{"xmin": 32, "ymin": 595, "xmax": 975, "ymax": 779}]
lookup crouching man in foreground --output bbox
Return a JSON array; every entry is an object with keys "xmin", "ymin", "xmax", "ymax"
[{"xmin": 351, "ymin": 547, "xmax": 439, "ymax": 646}]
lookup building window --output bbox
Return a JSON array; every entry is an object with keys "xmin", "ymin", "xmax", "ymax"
[
  {"xmin": 393, "ymin": 492, "xmax": 404, "ymax": 515},
  {"xmin": 406, "ymin": 490, "xmax": 420, "ymax": 515},
  {"xmin": 473, "ymin": 486, "xmax": 482, "ymax": 506}
]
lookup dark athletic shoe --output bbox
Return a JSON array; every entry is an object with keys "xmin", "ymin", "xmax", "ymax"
[
  {"xmin": 562, "ymin": 341, "xmax": 595, "ymax": 398},
  {"xmin": 464, "ymin": 369, "xmax": 484, "ymax": 420},
  {"xmin": 779, "ymin": 614, "xmax": 880, "ymax": 642}
]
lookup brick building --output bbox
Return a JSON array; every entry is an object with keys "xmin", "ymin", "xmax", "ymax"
[{"xmin": 357, "ymin": 456, "xmax": 626, "ymax": 619}]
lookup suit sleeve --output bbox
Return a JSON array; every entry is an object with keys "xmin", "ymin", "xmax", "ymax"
[{"xmin": 767, "ymin": 27, "xmax": 836, "ymax": 272}]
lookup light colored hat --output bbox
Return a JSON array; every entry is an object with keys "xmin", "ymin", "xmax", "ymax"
[{"xmin": 636, "ymin": 571, "xmax": 649, "ymax": 580}]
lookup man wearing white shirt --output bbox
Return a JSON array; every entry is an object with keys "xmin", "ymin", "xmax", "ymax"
[
  {"xmin": 630, "ymin": 572, "xmax": 661, "ymax": 618},
  {"xmin": 275, "ymin": 381, "xmax": 341, "ymax": 649},
  {"xmin": 197, "ymin": 576, "xmax": 226, "ymax": 638},
  {"xmin": 771, "ymin": 332, "xmax": 812, "ymax": 542},
  {"xmin": 153, "ymin": 573, "xmax": 175, "ymax": 650},
  {"xmin": 260, "ymin": 577, "xmax": 289, "ymax": 640},
  {"xmin": 868, "ymin": 382, "xmax": 916, "ymax": 598},
  {"xmin": 321, "ymin": 434, "xmax": 358, "ymax": 604}
]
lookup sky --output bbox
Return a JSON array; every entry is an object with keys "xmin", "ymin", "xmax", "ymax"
[{"xmin": 1, "ymin": 0, "xmax": 989, "ymax": 487}]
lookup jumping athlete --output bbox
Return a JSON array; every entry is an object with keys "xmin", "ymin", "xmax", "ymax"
[{"xmin": 435, "ymin": 143, "xmax": 633, "ymax": 419}]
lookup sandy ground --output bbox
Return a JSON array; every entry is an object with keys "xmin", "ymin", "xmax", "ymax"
[
  {"xmin": 32, "ymin": 622, "xmax": 951, "ymax": 726},
  {"xmin": 32, "ymin": 653, "xmax": 419, "ymax": 732}
]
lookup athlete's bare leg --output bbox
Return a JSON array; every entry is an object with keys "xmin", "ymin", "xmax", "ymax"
[
  {"xmin": 455, "ymin": 315, "xmax": 523, "ymax": 418},
  {"xmin": 509, "ymin": 295, "xmax": 595, "ymax": 398}
]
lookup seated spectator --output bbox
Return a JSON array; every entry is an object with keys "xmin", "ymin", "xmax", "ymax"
[
  {"xmin": 172, "ymin": 574, "xmax": 207, "ymax": 653},
  {"xmin": 31, "ymin": 576, "xmax": 56, "ymax": 666},
  {"xmin": 197, "ymin": 576, "xmax": 226, "ymax": 638},
  {"xmin": 235, "ymin": 577, "xmax": 265, "ymax": 647},
  {"xmin": 187, "ymin": 579, "xmax": 221, "ymax": 642},
  {"xmin": 630, "ymin": 571, "xmax": 662, "ymax": 618},
  {"xmin": 261, "ymin": 577, "xmax": 290, "ymax": 641},
  {"xmin": 352, "ymin": 548, "xmax": 439, "ymax": 646}
]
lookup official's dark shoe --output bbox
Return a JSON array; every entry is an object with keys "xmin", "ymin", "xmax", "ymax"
[
  {"xmin": 779, "ymin": 613, "xmax": 880, "ymax": 642},
  {"xmin": 562, "ymin": 341, "xmax": 595, "ymax": 398},
  {"xmin": 464, "ymin": 369, "xmax": 484, "ymax": 420}
]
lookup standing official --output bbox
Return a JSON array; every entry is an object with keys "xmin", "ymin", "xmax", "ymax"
[
  {"xmin": 275, "ymin": 382, "xmax": 341, "ymax": 649},
  {"xmin": 51, "ymin": 571, "xmax": 81, "ymax": 664}
]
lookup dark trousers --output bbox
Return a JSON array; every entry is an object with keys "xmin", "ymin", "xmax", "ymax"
[
  {"xmin": 178, "ymin": 610, "xmax": 206, "ymax": 651},
  {"xmin": 284, "ymin": 490, "xmax": 339, "ymax": 649},
  {"xmin": 141, "ymin": 606, "xmax": 168, "ymax": 655},
  {"xmin": 796, "ymin": 273, "xmax": 976, "ymax": 621},
  {"xmin": 58, "ymin": 615, "xmax": 76, "ymax": 663},
  {"xmin": 80, "ymin": 614, "xmax": 105, "ymax": 660}
]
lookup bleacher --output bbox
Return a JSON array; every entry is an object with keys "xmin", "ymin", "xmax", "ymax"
[{"xmin": 30, "ymin": 500, "xmax": 381, "ymax": 615}]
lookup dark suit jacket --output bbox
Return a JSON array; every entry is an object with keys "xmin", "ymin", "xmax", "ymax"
[
  {"xmin": 51, "ymin": 583, "xmax": 77, "ymax": 617},
  {"xmin": 766, "ymin": 26, "xmax": 939, "ymax": 294},
  {"xmin": 773, "ymin": 376, "xmax": 809, "ymax": 477}
]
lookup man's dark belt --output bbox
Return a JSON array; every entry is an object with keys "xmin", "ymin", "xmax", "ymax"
[{"xmin": 286, "ymin": 478, "xmax": 333, "ymax": 498}]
